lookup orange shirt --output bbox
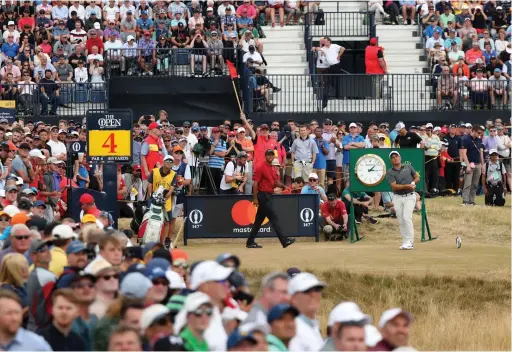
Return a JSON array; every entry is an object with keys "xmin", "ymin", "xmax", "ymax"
[
  {"xmin": 465, "ymin": 49, "xmax": 483, "ymax": 65},
  {"xmin": 452, "ymin": 63, "xmax": 470, "ymax": 78},
  {"xmin": 237, "ymin": 138, "xmax": 254, "ymax": 161}
]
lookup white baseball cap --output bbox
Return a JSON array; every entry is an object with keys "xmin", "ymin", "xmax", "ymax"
[
  {"xmin": 127, "ymin": 35, "xmax": 135, "ymax": 41},
  {"xmin": 165, "ymin": 269, "xmax": 186, "ymax": 289},
  {"xmin": 3, "ymin": 205, "xmax": 19, "ymax": 217},
  {"xmin": 16, "ymin": 177, "xmax": 23, "ymax": 186},
  {"xmin": 308, "ymin": 173, "xmax": 319, "ymax": 180},
  {"xmin": 489, "ymin": 149, "xmax": 498, "ymax": 155},
  {"xmin": 29, "ymin": 149, "xmax": 46, "ymax": 159},
  {"xmin": 51, "ymin": 224, "xmax": 76, "ymax": 240},
  {"xmin": 349, "ymin": 122, "xmax": 357, "ymax": 128},
  {"xmin": 189, "ymin": 260, "xmax": 233, "ymax": 290},
  {"xmin": 365, "ymin": 325, "xmax": 383, "ymax": 347},
  {"xmin": 465, "ymin": 123, "xmax": 473, "ymax": 128},
  {"xmin": 163, "ymin": 155, "xmax": 174, "ymax": 162},
  {"xmin": 378, "ymin": 308, "xmax": 413, "ymax": 329},
  {"xmin": 183, "ymin": 291, "xmax": 212, "ymax": 313},
  {"xmin": 140, "ymin": 304, "xmax": 170, "ymax": 332},
  {"xmin": 425, "ymin": 123, "xmax": 433, "ymax": 128},
  {"xmin": 237, "ymin": 127, "xmax": 246, "ymax": 133},
  {"xmin": 288, "ymin": 272, "xmax": 326, "ymax": 295},
  {"xmin": 94, "ymin": 22, "xmax": 101, "ymax": 29},
  {"xmin": 389, "ymin": 150, "xmax": 400, "ymax": 158},
  {"xmin": 433, "ymin": 126, "xmax": 441, "ymax": 132},
  {"xmin": 328, "ymin": 301, "xmax": 372, "ymax": 327},
  {"xmin": 7, "ymin": 21, "xmax": 14, "ymax": 26},
  {"xmin": 395, "ymin": 122, "xmax": 405, "ymax": 130}
]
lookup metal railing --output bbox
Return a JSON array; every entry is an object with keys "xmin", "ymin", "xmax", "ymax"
[
  {"xmin": 13, "ymin": 82, "xmax": 107, "ymax": 119},
  {"xmin": 248, "ymin": 73, "xmax": 511, "ymax": 113},
  {"xmin": 303, "ymin": 10, "xmax": 375, "ymax": 75},
  {"xmin": 305, "ymin": 11, "xmax": 373, "ymax": 39},
  {"xmin": 105, "ymin": 47, "xmax": 242, "ymax": 78}
]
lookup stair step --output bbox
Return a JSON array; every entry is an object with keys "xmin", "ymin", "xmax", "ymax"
[{"xmin": 263, "ymin": 42, "xmax": 305, "ymax": 50}]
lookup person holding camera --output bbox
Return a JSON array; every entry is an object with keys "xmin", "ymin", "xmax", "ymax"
[
  {"xmin": 188, "ymin": 31, "xmax": 209, "ymax": 77},
  {"xmin": 220, "ymin": 151, "xmax": 248, "ymax": 194}
]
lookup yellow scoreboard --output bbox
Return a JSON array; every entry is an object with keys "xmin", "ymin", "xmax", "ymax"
[{"xmin": 86, "ymin": 110, "xmax": 133, "ymax": 163}]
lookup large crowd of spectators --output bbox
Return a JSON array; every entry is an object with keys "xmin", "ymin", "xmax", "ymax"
[
  {"xmin": 0, "ymin": 228, "xmax": 418, "ymax": 352},
  {"xmin": 420, "ymin": 0, "xmax": 512, "ymax": 110}
]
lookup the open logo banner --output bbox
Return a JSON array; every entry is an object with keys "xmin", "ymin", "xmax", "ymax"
[{"xmin": 184, "ymin": 194, "xmax": 319, "ymax": 245}]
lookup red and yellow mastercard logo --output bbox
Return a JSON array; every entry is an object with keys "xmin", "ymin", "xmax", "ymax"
[{"xmin": 231, "ymin": 200, "xmax": 269, "ymax": 226}]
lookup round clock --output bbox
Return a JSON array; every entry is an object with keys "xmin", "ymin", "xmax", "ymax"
[{"xmin": 355, "ymin": 154, "xmax": 387, "ymax": 186}]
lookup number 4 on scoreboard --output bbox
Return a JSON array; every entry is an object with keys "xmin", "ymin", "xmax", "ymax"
[{"xmin": 102, "ymin": 133, "xmax": 118, "ymax": 153}]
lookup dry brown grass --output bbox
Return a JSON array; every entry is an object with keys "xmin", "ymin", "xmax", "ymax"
[
  {"xmin": 244, "ymin": 268, "xmax": 511, "ymax": 351},
  {"xmin": 119, "ymin": 196, "xmax": 511, "ymax": 350}
]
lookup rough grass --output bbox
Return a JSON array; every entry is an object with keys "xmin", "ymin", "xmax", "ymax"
[{"xmin": 244, "ymin": 268, "xmax": 511, "ymax": 351}]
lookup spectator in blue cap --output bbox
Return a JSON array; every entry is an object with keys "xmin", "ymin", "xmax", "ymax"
[
  {"xmin": 266, "ymin": 304, "xmax": 299, "ymax": 351},
  {"xmin": 120, "ymin": 272, "xmax": 153, "ymax": 300},
  {"xmin": 145, "ymin": 258, "xmax": 171, "ymax": 303},
  {"xmin": 216, "ymin": 253, "xmax": 240, "ymax": 269},
  {"xmin": 31, "ymin": 200, "xmax": 47, "ymax": 218},
  {"xmin": 55, "ymin": 240, "xmax": 89, "ymax": 289},
  {"xmin": 227, "ymin": 328, "xmax": 258, "ymax": 351}
]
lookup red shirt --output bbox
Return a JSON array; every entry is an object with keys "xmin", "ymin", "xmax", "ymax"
[
  {"xmin": 253, "ymin": 135, "xmax": 278, "ymax": 172},
  {"xmin": 253, "ymin": 161, "xmax": 277, "ymax": 193},
  {"xmin": 1, "ymin": 199, "xmax": 13, "ymax": 207},
  {"xmin": 320, "ymin": 200, "xmax": 347, "ymax": 221},
  {"xmin": 86, "ymin": 37, "xmax": 104, "ymax": 54}
]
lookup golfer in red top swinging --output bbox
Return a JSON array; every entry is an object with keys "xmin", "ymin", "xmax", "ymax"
[{"xmin": 246, "ymin": 149, "xmax": 296, "ymax": 249}]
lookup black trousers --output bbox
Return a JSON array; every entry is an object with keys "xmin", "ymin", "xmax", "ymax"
[
  {"xmin": 425, "ymin": 156, "xmax": 439, "ymax": 191},
  {"xmin": 207, "ymin": 166, "xmax": 223, "ymax": 195},
  {"xmin": 485, "ymin": 184, "xmax": 506, "ymax": 206},
  {"xmin": 345, "ymin": 202, "xmax": 367, "ymax": 222},
  {"xmin": 444, "ymin": 162, "xmax": 460, "ymax": 190},
  {"xmin": 246, "ymin": 192, "xmax": 288, "ymax": 246}
]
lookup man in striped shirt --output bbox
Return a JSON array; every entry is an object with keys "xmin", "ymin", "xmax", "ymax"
[{"xmin": 208, "ymin": 127, "xmax": 227, "ymax": 194}]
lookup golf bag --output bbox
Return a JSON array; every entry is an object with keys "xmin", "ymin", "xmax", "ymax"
[
  {"xmin": 137, "ymin": 186, "xmax": 167, "ymax": 244},
  {"xmin": 130, "ymin": 201, "xmax": 146, "ymax": 234}
]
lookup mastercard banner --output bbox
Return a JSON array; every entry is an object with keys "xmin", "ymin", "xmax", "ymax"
[{"xmin": 184, "ymin": 194, "xmax": 319, "ymax": 245}]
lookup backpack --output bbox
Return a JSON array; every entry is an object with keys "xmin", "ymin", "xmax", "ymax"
[
  {"xmin": 485, "ymin": 160, "xmax": 504, "ymax": 186},
  {"xmin": 34, "ymin": 268, "xmax": 76, "ymax": 329}
]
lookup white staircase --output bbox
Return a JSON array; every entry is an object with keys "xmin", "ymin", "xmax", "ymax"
[
  {"xmin": 259, "ymin": 1, "xmax": 368, "ymax": 112},
  {"xmin": 376, "ymin": 25, "xmax": 425, "ymax": 74}
]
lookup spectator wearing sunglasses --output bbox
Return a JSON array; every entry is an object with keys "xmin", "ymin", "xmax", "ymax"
[
  {"xmin": 89, "ymin": 258, "xmax": 119, "ymax": 320},
  {"xmin": 180, "ymin": 292, "xmax": 214, "ymax": 352},
  {"xmin": 288, "ymin": 273, "xmax": 327, "ymax": 351},
  {"xmin": 142, "ymin": 305, "xmax": 175, "ymax": 345},
  {"xmin": 26, "ymin": 239, "xmax": 55, "ymax": 332}
]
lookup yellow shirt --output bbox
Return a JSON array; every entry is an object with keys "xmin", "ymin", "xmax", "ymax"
[
  {"xmin": 48, "ymin": 247, "xmax": 68, "ymax": 277},
  {"xmin": 151, "ymin": 167, "xmax": 176, "ymax": 212}
]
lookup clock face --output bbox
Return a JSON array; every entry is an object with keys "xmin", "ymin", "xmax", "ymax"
[{"xmin": 355, "ymin": 154, "xmax": 387, "ymax": 186}]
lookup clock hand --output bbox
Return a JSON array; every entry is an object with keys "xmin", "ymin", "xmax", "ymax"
[{"xmin": 368, "ymin": 165, "xmax": 376, "ymax": 172}]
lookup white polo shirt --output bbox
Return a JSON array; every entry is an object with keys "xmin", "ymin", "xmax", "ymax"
[
  {"xmin": 322, "ymin": 44, "xmax": 342, "ymax": 66},
  {"xmin": 289, "ymin": 314, "xmax": 324, "ymax": 351},
  {"xmin": 46, "ymin": 139, "xmax": 67, "ymax": 157}
]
